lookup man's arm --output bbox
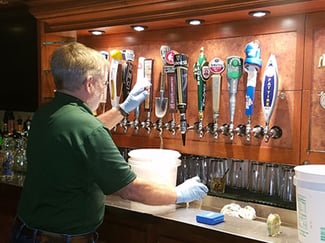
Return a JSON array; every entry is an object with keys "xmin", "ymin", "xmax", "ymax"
[
  {"xmin": 97, "ymin": 107, "xmax": 124, "ymax": 130},
  {"xmin": 116, "ymin": 176, "xmax": 208, "ymax": 205},
  {"xmin": 116, "ymin": 177, "xmax": 177, "ymax": 205}
]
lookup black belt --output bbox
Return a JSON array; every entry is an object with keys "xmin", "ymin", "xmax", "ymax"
[{"xmin": 13, "ymin": 217, "xmax": 98, "ymax": 243}]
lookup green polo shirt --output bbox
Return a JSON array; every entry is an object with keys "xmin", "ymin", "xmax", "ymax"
[{"xmin": 18, "ymin": 92, "xmax": 136, "ymax": 234}]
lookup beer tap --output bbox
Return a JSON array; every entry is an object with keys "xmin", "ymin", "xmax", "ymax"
[
  {"xmin": 243, "ymin": 40, "xmax": 262, "ymax": 141},
  {"xmin": 174, "ymin": 53, "xmax": 189, "ymax": 146},
  {"xmin": 154, "ymin": 69, "xmax": 168, "ymax": 135},
  {"xmin": 98, "ymin": 51, "xmax": 109, "ymax": 114},
  {"xmin": 193, "ymin": 47, "xmax": 210, "ymax": 138},
  {"xmin": 165, "ymin": 67, "xmax": 177, "ymax": 135},
  {"xmin": 108, "ymin": 49, "xmax": 123, "ymax": 132},
  {"xmin": 154, "ymin": 45, "xmax": 170, "ymax": 135},
  {"xmin": 261, "ymin": 54, "xmax": 282, "ymax": 142},
  {"xmin": 234, "ymin": 124, "xmax": 246, "ymax": 137},
  {"xmin": 120, "ymin": 50, "xmax": 135, "ymax": 133},
  {"xmin": 132, "ymin": 57, "xmax": 145, "ymax": 134},
  {"xmin": 219, "ymin": 123, "xmax": 230, "ymax": 136},
  {"xmin": 265, "ymin": 126, "xmax": 282, "ymax": 141},
  {"xmin": 163, "ymin": 48, "xmax": 179, "ymax": 135},
  {"xmin": 109, "ymin": 50, "xmax": 123, "ymax": 107},
  {"xmin": 252, "ymin": 124, "xmax": 264, "ymax": 138},
  {"xmin": 141, "ymin": 58, "xmax": 154, "ymax": 134},
  {"xmin": 207, "ymin": 57, "xmax": 225, "ymax": 139},
  {"xmin": 226, "ymin": 56, "xmax": 243, "ymax": 140},
  {"xmin": 132, "ymin": 106, "xmax": 141, "ymax": 134}
]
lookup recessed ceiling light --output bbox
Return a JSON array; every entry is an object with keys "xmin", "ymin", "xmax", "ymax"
[
  {"xmin": 131, "ymin": 25, "xmax": 148, "ymax": 32},
  {"xmin": 248, "ymin": 10, "xmax": 270, "ymax": 18},
  {"xmin": 88, "ymin": 30, "xmax": 105, "ymax": 36},
  {"xmin": 186, "ymin": 19, "xmax": 205, "ymax": 25}
]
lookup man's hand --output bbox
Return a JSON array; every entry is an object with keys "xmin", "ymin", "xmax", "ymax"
[
  {"xmin": 175, "ymin": 176, "xmax": 208, "ymax": 203},
  {"xmin": 119, "ymin": 79, "xmax": 151, "ymax": 114}
]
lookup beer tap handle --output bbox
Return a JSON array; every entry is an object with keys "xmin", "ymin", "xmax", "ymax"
[
  {"xmin": 164, "ymin": 48, "xmax": 178, "ymax": 135},
  {"xmin": 194, "ymin": 47, "xmax": 210, "ymax": 138},
  {"xmin": 244, "ymin": 40, "xmax": 262, "ymax": 141},
  {"xmin": 174, "ymin": 53, "xmax": 189, "ymax": 146},
  {"xmin": 133, "ymin": 56, "xmax": 146, "ymax": 133},
  {"xmin": 143, "ymin": 58, "xmax": 154, "ymax": 133},
  {"xmin": 261, "ymin": 54, "xmax": 279, "ymax": 142},
  {"xmin": 109, "ymin": 50, "xmax": 124, "ymax": 108},
  {"xmin": 121, "ymin": 59, "xmax": 134, "ymax": 132},
  {"xmin": 209, "ymin": 57, "xmax": 225, "ymax": 139},
  {"xmin": 226, "ymin": 56, "xmax": 243, "ymax": 140}
]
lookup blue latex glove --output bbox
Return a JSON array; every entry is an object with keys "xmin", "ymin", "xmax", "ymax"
[
  {"xmin": 120, "ymin": 79, "xmax": 151, "ymax": 114},
  {"xmin": 175, "ymin": 176, "xmax": 208, "ymax": 204}
]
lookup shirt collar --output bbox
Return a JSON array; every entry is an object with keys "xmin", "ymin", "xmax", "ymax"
[{"xmin": 54, "ymin": 91, "xmax": 93, "ymax": 115}]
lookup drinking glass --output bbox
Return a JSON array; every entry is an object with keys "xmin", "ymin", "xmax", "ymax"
[
  {"xmin": 209, "ymin": 158, "xmax": 226, "ymax": 193},
  {"xmin": 264, "ymin": 163, "xmax": 279, "ymax": 196},
  {"xmin": 280, "ymin": 166, "xmax": 296, "ymax": 202},
  {"xmin": 229, "ymin": 159, "xmax": 245, "ymax": 189},
  {"xmin": 248, "ymin": 161, "xmax": 265, "ymax": 193}
]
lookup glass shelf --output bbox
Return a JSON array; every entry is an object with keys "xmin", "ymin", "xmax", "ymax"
[{"xmin": 209, "ymin": 186, "xmax": 296, "ymax": 210}]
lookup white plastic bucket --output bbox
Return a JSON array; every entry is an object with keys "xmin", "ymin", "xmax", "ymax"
[
  {"xmin": 128, "ymin": 148, "xmax": 181, "ymax": 186},
  {"xmin": 127, "ymin": 149, "xmax": 181, "ymax": 214},
  {"xmin": 294, "ymin": 165, "xmax": 325, "ymax": 243}
]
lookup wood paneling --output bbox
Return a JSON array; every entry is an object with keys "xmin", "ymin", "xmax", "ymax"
[
  {"xmin": 36, "ymin": 15, "xmax": 304, "ymax": 164},
  {"xmin": 33, "ymin": 0, "xmax": 325, "ymax": 165},
  {"xmin": 300, "ymin": 12, "xmax": 325, "ymax": 164},
  {"xmin": 76, "ymin": 15, "xmax": 305, "ymax": 164}
]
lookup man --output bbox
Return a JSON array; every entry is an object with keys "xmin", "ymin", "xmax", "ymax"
[{"xmin": 10, "ymin": 42, "xmax": 208, "ymax": 243}]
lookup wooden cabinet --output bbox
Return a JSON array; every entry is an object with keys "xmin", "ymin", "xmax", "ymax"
[
  {"xmin": 0, "ymin": 183, "xmax": 21, "ymax": 243},
  {"xmin": 97, "ymin": 207, "xmax": 154, "ymax": 243},
  {"xmin": 98, "ymin": 206, "xmax": 261, "ymax": 243}
]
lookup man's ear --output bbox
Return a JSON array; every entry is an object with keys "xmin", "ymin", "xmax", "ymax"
[{"xmin": 84, "ymin": 75, "xmax": 94, "ymax": 93}]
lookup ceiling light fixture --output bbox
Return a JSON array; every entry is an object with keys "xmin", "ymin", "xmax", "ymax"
[
  {"xmin": 88, "ymin": 30, "xmax": 105, "ymax": 36},
  {"xmin": 186, "ymin": 19, "xmax": 205, "ymax": 26},
  {"xmin": 131, "ymin": 25, "xmax": 148, "ymax": 32},
  {"xmin": 248, "ymin": 10, "xmax": 270, "ymax": 18}
]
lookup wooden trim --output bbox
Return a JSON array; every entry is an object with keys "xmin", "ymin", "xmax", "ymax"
[
  {"xmin": 25, "ymin": 0, "xmax": 319, "ymax": 33},
  {"xmin": 300, "ymin": 12, "xmax": 325, "ymax": 164},
  {"xmin": 113, "ymin": 133, "xmax": 297, "ymax": 165}
]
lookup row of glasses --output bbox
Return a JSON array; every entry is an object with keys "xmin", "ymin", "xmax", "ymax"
[{"xmin": 177, "ymin": 156, "xmax": 296, "ymax": 202}]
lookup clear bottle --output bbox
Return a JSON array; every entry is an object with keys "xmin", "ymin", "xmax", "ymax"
[
  {"xmin": 7, "ymin": 111, "xmax": 15, "ymax": 136},
  {"xmin": 12, "ymin": 134, "xmax": 27, "ymax": 186},
  {"xmin": 1, "ymin": 135, "xmax": 15, "ymax": 182}
]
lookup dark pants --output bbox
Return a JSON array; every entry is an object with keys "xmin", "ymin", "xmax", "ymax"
[{"xmin": 10, "ymin": 218, "xmax": 98, "ymax": 243}]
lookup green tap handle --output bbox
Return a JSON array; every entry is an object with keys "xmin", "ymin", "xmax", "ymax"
[{"xmin": 226, "ymin": 56, "xmax": 243, "ymax": 127}]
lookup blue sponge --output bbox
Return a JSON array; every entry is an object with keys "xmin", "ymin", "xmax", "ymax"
[{"xmin": 196, "ymin": 211, "xmax": 224, "ymax": 225}]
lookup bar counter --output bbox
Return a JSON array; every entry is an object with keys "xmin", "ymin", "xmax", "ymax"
[
  {"xmin": 0, "ymin": 181, "xmax": 298, "ymax": 243},
  {"xmin": 104, "ymin": 194, "xmax": 298, "ymax": 243}
]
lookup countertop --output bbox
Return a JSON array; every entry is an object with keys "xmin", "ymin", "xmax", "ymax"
[
  {"xmin": 0, "ymin": 181, "xmax": 298, "ymax": 242},
  {"xmin": 105, "ymin": 195, "xmax": 298, "ymax": 243}
]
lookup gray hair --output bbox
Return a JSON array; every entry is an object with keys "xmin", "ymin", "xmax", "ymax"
[{"xmin": 50, "ymin": 42, "xmax": 108, "ymax": 91}]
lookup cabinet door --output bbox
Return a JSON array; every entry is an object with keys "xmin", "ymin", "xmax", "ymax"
[
  {"xmin": 40, "ymin": 26, "xmax": 76, "ymax": 104},
  {"xmin": 155, "ymin": 219, "xmax": 261, "ymax": 243},
  {"xmin": 0, "ymin": 183, "xmax": 21, "ymax": 243},
  {"xmin": 301, "ymin": 12, "xmax": 325, "ymax": 164},
  {"xmin": 98, "ymin": 207, "xmax": 154, "ymax": 243}
]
